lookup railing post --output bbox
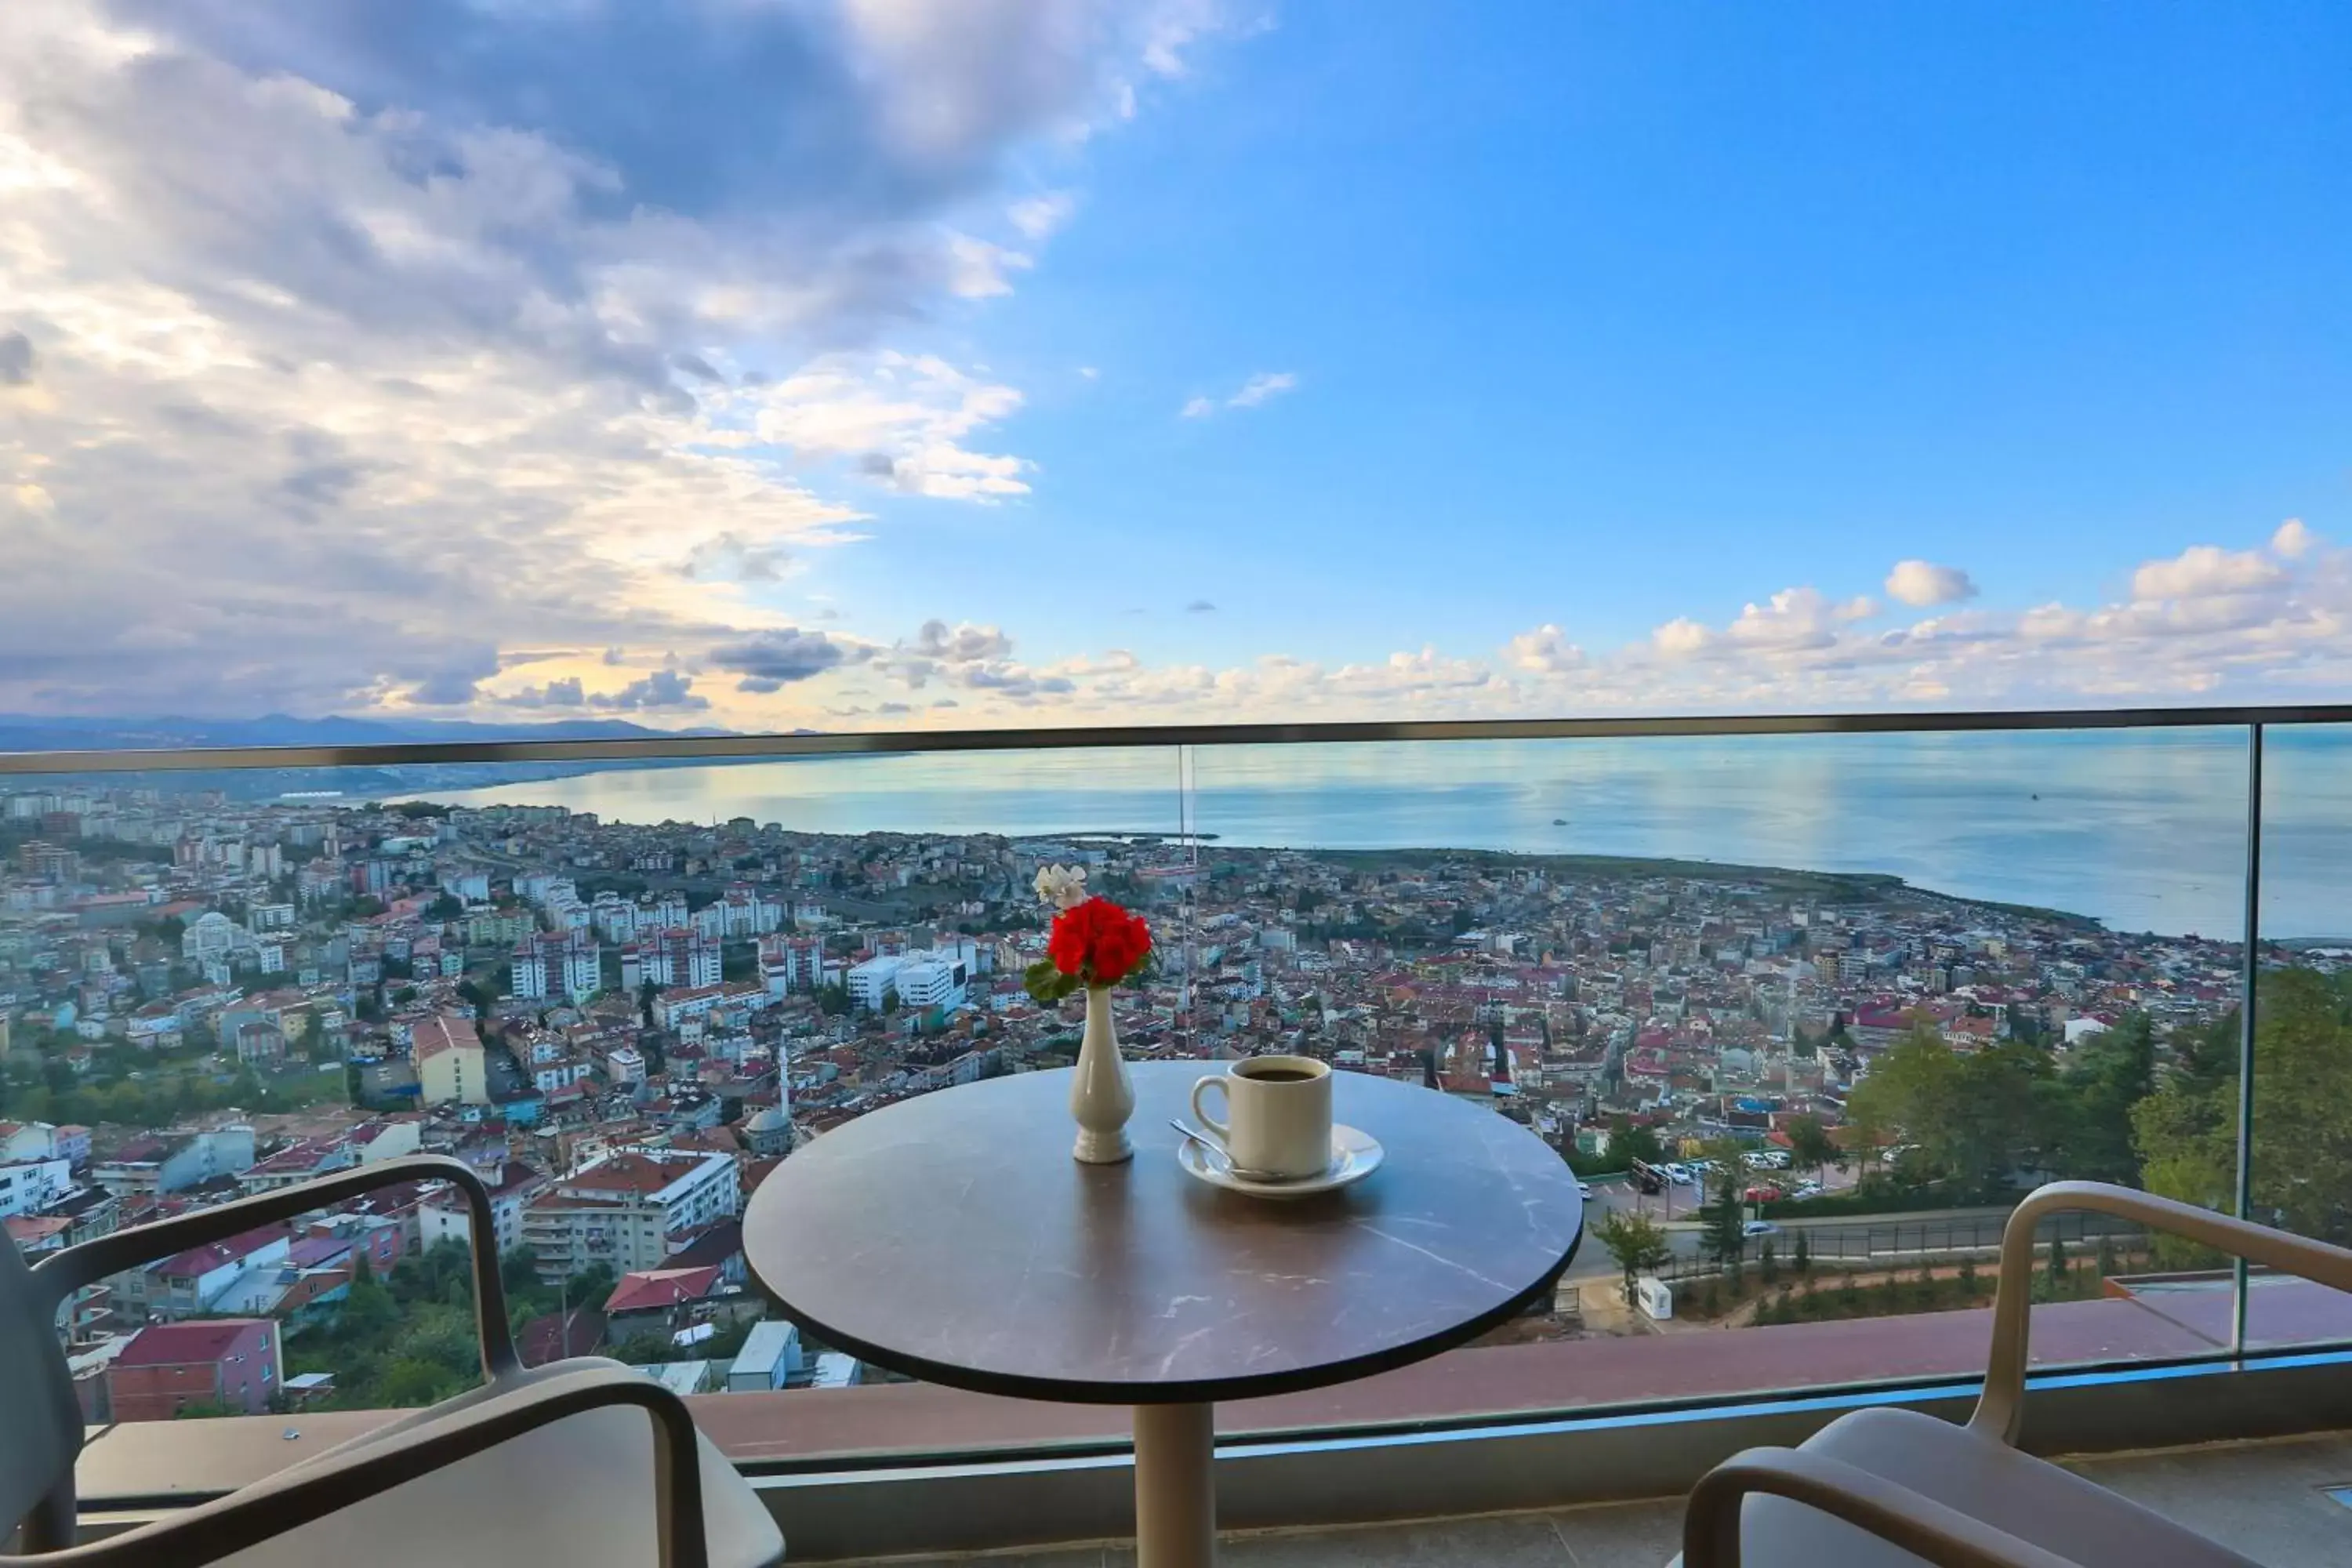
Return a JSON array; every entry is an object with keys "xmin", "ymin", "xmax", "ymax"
[{"xmin": 2234, "ymin": 721, "xmax": 2264, "ymax": 1356}]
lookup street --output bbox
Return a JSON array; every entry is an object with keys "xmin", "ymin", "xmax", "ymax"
[{"xmin": 1563, "ymin": 1176, "xmax": 2145, "ymax": 1286}]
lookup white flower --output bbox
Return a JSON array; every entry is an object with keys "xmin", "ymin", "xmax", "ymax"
[{"xmin": 1034, "ymin": 863, "xmax": 1090, "ymax": 910}]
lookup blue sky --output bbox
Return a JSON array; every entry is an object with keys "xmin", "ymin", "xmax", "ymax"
[{"xmin": 2, "ymin": 1, "xmax": 2347, "ymax": 725}]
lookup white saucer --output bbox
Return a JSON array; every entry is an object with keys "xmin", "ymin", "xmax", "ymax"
[{"xmin": 1177, "ymin": 1123, "xmax": 1385, "ymax": 1198}]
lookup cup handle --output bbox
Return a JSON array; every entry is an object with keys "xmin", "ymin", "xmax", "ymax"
[{"xmin": 1191, "ymin": 1076, "xmax": 1231, "ymax": 1145}]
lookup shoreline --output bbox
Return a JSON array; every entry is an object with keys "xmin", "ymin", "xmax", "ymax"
[
  {"xmin": 359, "ymin": 741, "xmax": 2285, "ymax": 943},
  {"xmin": 396, "ymin": 797, "xmax": 2130, "ymax": 938}
]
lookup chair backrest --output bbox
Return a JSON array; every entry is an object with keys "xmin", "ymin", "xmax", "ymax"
[{"xmin": 0, "ymin": 1235, "xmax": 84, "ymax": 1538}]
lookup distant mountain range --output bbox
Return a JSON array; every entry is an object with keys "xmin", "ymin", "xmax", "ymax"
[
  {"xmin": 0, "ymin": 712, "xmax": 737, "ymax": 755},
  {"xmin": 0, "ymin": 713, "xmax": 774, "ymax": 801}
]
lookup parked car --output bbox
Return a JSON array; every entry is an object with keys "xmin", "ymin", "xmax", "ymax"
[
  {"xmin": 1745, "ymin": 1184, "xmax": 1784, "ymax": 1204},
  {"xmin": 1742, "ymin": 1219, "xmax": 1780, "ymax": 1239},
  {"xmin": 1577, "ymin": 1181, "xmax": 1593, "ymax": 1200},
  {"xmin": 1791, "ymin": 1182, "xmax": 1824, "ymax": 1200},
  {"xmin": 1664, "ymin": 1163, "xmax": 1694, "ymax": 1185}
]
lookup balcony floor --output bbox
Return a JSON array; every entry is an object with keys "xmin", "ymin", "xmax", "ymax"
[{"xmin": 841, "ymin": 1430, "xmax": 2352, "ymax": 1567}]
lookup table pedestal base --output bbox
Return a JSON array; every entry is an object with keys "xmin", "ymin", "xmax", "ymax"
[{"xmin": 1133, "ymin": 1402, "xmax": 1215, "ymax": 1568}]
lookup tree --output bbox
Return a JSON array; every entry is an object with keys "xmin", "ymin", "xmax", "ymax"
[
  {"xmin": 568, "ymin": 1262, "xmax": 617, "ymax": 1308},
  {"xmin": 1759, "ymin": 1240, "xmax": 1780, "ymax": 1287},
  {"xmin": 1606, "ymin": 1114, "xmax": 1665, "ymax": 1170},
  {"xmin": 2045, "ymin": 1013, "xmax": 2156, "ymax": 1185},
  {"xmin": 1594, "ymin": 1209, "xmax": 1673, "ymax": 1306},
  {"xmin": 499, "ymin": 1247, "xmax": 544, "ymax": 1300},
  {"xmin": 1697, "ymin": 1167, "xmax": 1748, "ymax": 1288},
  {"xmin": 1784, "ymin": 1114, "xmax": 1842, "ymax": 1185},
  {"xmin": 2132, "ymin": 969, "xmax": 2352, "ymax": 1254},
  {"xmin": 1846, "ymin": 1018, "xmax": 2056, "ymax": 1201},
  {"xmin": 1791, "ymin": 1229, "xmax": 1812, "ymax": 1276},
  {"xmin": 2046, "ymin": 1236, "xmax": 2069, "ymax": 1295}
]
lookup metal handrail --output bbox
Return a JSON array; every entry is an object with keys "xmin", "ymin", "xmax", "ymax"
[{"xmin": 2, "ymin": 701, "xmax": 2350, "ymax": 775}]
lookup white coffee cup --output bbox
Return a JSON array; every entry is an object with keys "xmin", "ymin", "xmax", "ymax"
[{"xmin": 1191, "ymin": 1056, "xmax": 1334, "ymax": 1180}]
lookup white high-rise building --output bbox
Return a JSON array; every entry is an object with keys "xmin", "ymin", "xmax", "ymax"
[
  {"xmin": 846, "ymin": 955, "xmax": 903, "ymax": 1011},
  {"xmin": 892, "ymin": 956, "xmax": 967, "ymax": 1011}
]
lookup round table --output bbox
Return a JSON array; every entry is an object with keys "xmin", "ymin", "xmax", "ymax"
[{"xmin": 742, "ymin": 1061, "xmax": 1584, "ymax": 1567}]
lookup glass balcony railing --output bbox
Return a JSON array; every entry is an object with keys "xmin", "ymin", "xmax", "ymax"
[{"xmin": 2, "ymin": 710, "xmax": 2345, "ymax": 1457}]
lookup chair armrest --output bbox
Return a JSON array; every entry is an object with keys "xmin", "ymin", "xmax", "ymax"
[
  {"xmin": 1683, "ymin": 1446, "xmax": 2084, "ymax": 1568},
  {"xmin": 1970, "ymin": 1180, "xmax": 2352, "ymax": 1444},
  {"xmin": 34, "ymin": 1153, "xmax": 517, "ymax": 1375},
  {"xmin": 14, "ymin": 1364, "xmax": 708, "ymax": 1568}
]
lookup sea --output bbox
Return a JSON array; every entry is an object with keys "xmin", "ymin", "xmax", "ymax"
[{"xmin": 418, "ymin": 726, "xmax": 2352, "ymax": 942}]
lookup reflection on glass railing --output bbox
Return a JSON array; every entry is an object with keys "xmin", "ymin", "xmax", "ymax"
[
  {"xmin": 2244, "ymin": 724, "xmax": 2352, "ymax": 1352},
  {"xmin": 5, "ymin": 754, "xmax": 1196, "ymax": 1417},
  {"xmin": 1179, "ymin": 731, "xmax": 2247, "ymax": 1391},
  {"xmin": 0, "ymin": 724, "xmax": 2286, "ymax": 1427}
]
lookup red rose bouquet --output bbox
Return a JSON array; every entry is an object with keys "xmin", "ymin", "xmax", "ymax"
[{"xmin": 1025, "ymin": 865, "xmax": 1152, "ymax": 1003}]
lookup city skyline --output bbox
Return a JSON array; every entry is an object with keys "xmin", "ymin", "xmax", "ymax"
[{"xmin": 2, "ymin": 2, "xmax": 2348, "ymax": 728}]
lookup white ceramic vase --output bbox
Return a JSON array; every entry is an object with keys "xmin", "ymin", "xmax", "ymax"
[{"xmin": 1069, "ymin": 984, "xmax": 1136, "ymax": 1163}]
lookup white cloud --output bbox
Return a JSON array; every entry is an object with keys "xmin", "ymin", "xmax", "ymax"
[
  {"xmin": 0, "ymin": 0, "xmax": 1233, "ymax": 719},
  {"xmin": 590, "ymin": 670, "xmax": 710, "ymax": 713},
  {"xmin": 741, "ymin": 353, "xmax": 1030, "ymax": 500},
  {"xmin": 1505, "ymin": 624, "xmax": 1584, "ymax": 673},
  {"xmin": 2274, "ymin": 518, "xmax": 2318, "ymax": 559},
  {"xmin": 1008, "ymin": 191, "xmax": 1078, "ymax": 240},
  {"xmin": 1722, "ymin": 588, "xmax": 1875, "ymax": 652},
  {"xmin": 1229, "ymin": 370, "xmax": 1298, "ymax": 407},
  {"xmin": 1885, "ymin": 560, "xmax": 1979, "ymax": 608},
  {"xmin": 945, "ymin": 232, "xmax": 1033, "ymax": 298},
  {"xmin": 2131, "ymin": 544, "xmax": 2285, "ymax": 602},
  {"xmin": 776, "ymin": 519, "xmax": 2352, "ymax": 728},
  {"xmin": 1651, "ymin": 619, "xmax": 1714, "ymax": 659},
  {"xmin": 913, "ymin": 619, "xmax": 1016, "ymax": 662},
  {"xmin": 1181, "ymin": 369, "xmax": 1297, "ymax": 418}
]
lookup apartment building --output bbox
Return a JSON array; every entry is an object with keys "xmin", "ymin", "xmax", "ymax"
[
  {"xmin": 107, "ymin": 1319, "xmax": 282, "ymax": 1421},
  {"xmin": 416, "ymin": 1160, "xmax": 547, "ymax": 1257},
  {"xmin": 519, "ymin": 1149, "xmax": 739, "ymax": 1283},
  {"xmin": 412, "ymin": 1013, "xmax": 488, "ymax": 1107}
]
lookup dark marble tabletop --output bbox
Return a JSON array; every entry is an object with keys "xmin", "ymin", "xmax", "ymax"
[{"xmin": 741, "ymin": 1062, "xmax": 1584, "ymax": 1405}]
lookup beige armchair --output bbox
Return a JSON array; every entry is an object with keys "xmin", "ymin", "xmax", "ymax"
[
  {"xmin": 1674, "ymin": 1180, "xmax": 2352, "ymax": 1567},
  {"xmin": 2, "ymin": 1155, "xmax": 782, "ymax": 1567}
]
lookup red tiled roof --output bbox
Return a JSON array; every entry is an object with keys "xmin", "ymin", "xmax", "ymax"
[
  {"xmin": 604, "ymin": 1265, "xmax": 722, "ymax": 1315},
  {"xmin": 412, "ymin": 1014, "xmax": 478, "ymax": 1062},
  {"xmin": 155, "ymin": 1224, "xmax": 289, "ymax": 1280},
  {"xmin": 115, "ymin": 1319, "xmax": 270, "ymax": 1367},
  {"xmin": 562, "ymin": 1151, "xmax": 716, "ymax": 1198}
]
